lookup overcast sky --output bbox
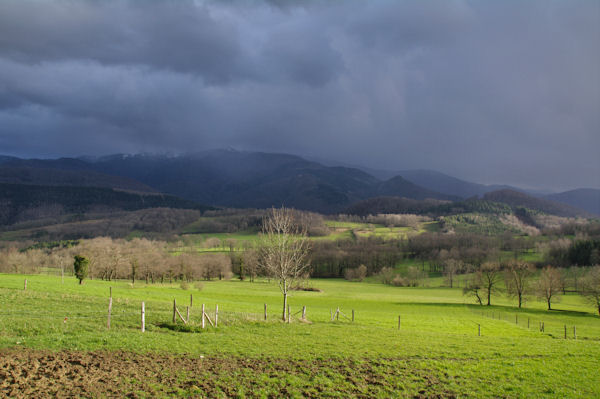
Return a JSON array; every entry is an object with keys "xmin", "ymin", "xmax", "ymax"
[{"xmin": 0, "ymin": 0, "xmax": 598, "ymax": 191}]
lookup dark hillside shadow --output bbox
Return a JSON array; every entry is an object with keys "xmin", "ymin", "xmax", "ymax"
[{"xmin": 394, "ymin": 302, "xmax": 599, "ymax": 319}]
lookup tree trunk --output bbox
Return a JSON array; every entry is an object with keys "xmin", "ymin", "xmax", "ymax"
[
  {"xmin": 282, "ymin": 291, "xmax": 288, "ymax": 321},
  {"xmin": 487, "ymin": 288, "xmax": 491, "ymax": 306},
  {"xmin": 79, "ymin": 279, "xmax": 83, "ymax": 285},
  {"xmin": 547, "ymin": 298, "xmax": 552, "ymax": 310},
  {"xmin": 518, "ymin": 293, "xmax": 522, "ymax": 309}
]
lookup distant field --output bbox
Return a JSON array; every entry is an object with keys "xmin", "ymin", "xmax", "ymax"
[
  {"xmin": 1, "ymin": 274, "xmax": 598, "ymax": 397},
  {"xmin": 179, "ymin": 219, "xmax": 438, "ymax": 251}
]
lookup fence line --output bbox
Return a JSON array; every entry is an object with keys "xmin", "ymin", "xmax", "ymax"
[
  {"xmin": 472, "ymin": 307, "xmax": 584, "ymax": 340},
  {"xmin": 3, "ymin": 282, "xmax": 598, "ymax": 340}
]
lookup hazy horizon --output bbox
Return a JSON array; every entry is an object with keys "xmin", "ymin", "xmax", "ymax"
[{"xmin": 1, "ymin": 0, "xmax": 598, "ymax": 192}]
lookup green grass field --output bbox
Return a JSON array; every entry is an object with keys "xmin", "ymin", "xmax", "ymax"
[
  {"xmin": 177, "ymin": 220, "xmax": 436, "ymax": 253},
  {"xmin": 1, "ymin": 273, "xmax": 598, "ymax": 397}
]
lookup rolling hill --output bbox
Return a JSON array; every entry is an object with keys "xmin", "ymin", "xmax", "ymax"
[
  {"xmin": 482, "ymin": 189, "xmax": 592, "ymax": 218},
  {"xmin": 0, "ymin": 165, "xmax": 156, "ymax": 193},
  {"xmin": 375, "ymin": 175, "xmax": 459, "ymax": 201},
  {"xmin": 545, "ymin": 189, "xmax": 600, "ymax": 216},
  {"xmin": 396, "ymin": 169, "xmax": 513, "ymax": 199},
  {"xmin": 0, "ymin": 151, "xmax": 455, "ymax": 214},
  {"xmin": 0, "ymin": 183, "xmax": 210, "ymax": 226},
  {"xmin": 0, "ymin": 151, "xmax": 596, "ymax": 218}
]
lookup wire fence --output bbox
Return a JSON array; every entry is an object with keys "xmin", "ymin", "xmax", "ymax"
[
  {"xmin": 2, "ymin": 278, "xmax": 599, "ymax": 340},
  {"xmin": 468, "ymin": 306, "xmax": 600, "ymax": 341}
]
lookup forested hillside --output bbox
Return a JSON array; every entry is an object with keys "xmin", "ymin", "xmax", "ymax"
[{"xmin": 0, "ymin": 183, "xmax": 210, "ymax": 226}]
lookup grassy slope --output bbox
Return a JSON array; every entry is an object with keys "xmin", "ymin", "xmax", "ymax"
[
  {"xmin": 177, "ymin": 220, "xmax": 432, "ymax": 253},
  {"xmin": 1, "ymin": 274, "xmax": 598, "ymax": 397}
]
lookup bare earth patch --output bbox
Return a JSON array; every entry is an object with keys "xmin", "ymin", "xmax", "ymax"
[{"xmin": 0, "ymin": 349, "xmax": 457, "ymax": 398}]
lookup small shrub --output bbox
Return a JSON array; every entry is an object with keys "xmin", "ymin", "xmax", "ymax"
[
  {"xmin": 157, "ymin": 322, "xmax": 204, "ymax": 333},
  {"xmin": 180, "ymin": 281, "xmax": 190, "ymax": 290},
  {"xmin": 377, "ymin": 267, "xmax": 396, "ymax": 285},
  {"xmin": 391, "ymin": 276, "xmax": 407, "ymax": 287},
  {"xmin": 344, "ymin": 264, "xmax": 368, "ymax": 282},
  {"xmin": 290, "ymin": 285, "xmax": 322, "ymax": 292},
  {"xmin": 290, "ymin": 278, "xmax": 322, "ymax": 292},
  {"xmin": 194, "ymin": 282, "xmax": 204, "ymax": 291}
]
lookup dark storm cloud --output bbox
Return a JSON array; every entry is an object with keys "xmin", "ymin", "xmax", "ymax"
[
  {"xmin": 0, "ymin": 1, "xmax": 246, "ymax": 83},
  {"xmin": 0, "ymin": 0, "xmax": 598, "ymax": 190}
]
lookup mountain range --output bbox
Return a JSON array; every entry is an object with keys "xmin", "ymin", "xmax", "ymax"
[{"xmin": 0, "ymin": 150, "xmax": 598, "ymax": 222}]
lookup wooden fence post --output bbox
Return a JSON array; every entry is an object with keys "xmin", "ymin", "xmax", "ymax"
[
  {"xmin": 107, "ymin": 297, "xmax": 112, "ymax": 330},
  {"xmin": 215, "ymin": 305, "xmax": 219, "ymax": 327},
  {"xmin": 141, "ymin": 302, "xmax": 145, "ymax": 332},
  {"xmin": 352, "ymin": 309, "xmax": 355, "ymax": 322},
  {"xmin": 527, "ymin": 318, "xmax": 530, "ymax": 329},
  {"xmin": 564, "ymin": 325, "xmax": 567, "ymax": 339},
  {"xmin": 398, "ymin": 315, "xmax": 401, "ymax": 330},
  {"xmin": 173, "ymin": 299, "xmax": 177, "ymax": 323},
  {"xmin": 574, "ymin": 326, "xmax": 576, "ymax": 339},
  {"xmin": 287, "ymin": 304, "xmax": 291, "ymax": 324},
  {"xmin": 202, "ymin": 304, "xmax": 206, "ymax": 328},
  {"xmin": 336, "ymin": 307, "xmax": 340, "ymax": 321},
  {"xmin": 24, "ymin": 279, "xmax": 27, "ymax": 291},
  {"xmin": 515, "ymin": 315, "xmax": 518, "ymax": 324},
  {"xmin": 302, "ymin": 306, "xmax": 306, "ymax": 320},
  {"xmin": 478, "ymin": 324, "xmax": 481, "ymax": 336},
  {"xmin": 264, "ymin": 303, "xmax": 267, "ymax": 321}
]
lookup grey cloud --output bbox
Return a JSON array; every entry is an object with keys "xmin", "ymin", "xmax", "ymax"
[
  {"xmin": 0, "ymin": 0, "xmax": 598, "ymax": 191},
  {"xmin": 260, "ymin": 23, "xmax": 344, "ymax": 87},
  {"xmin": 345, "ymin": 0, "xmax": 475, "ymax": 53},
  {"xmin": 0, "ymin": 1, "xmax": 244, "ymax": 83}
]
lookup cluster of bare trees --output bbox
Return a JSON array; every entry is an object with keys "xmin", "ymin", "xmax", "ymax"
[
  {"xmin": 462, "ymin": 260, "xmax": 600, "ymax": 314},
  {"xmin": 0, "ymin": 237, "xmax": 232, "ymax": 283},
  {"xmin": 311, "ymin": 231, "xmax": 540, "ymax": 281},
  {"xmin": 311, "ymin": 237, "xmax": 404, "ymax": 277},
  {"xmin": 0, "ymin": 247, "xmax": 66, "ymax": 275}
]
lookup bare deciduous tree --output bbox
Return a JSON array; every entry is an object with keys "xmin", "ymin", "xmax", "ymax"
[
  {"xmin": 504, "ymin": 260, "xmax": 535, "ymax": 308},
  {"xmin": 536, "ymin": 266, "xmax": 563, "ymax": 310},
  {"xmin": 480, "ymin": 262, "xmax": 502, "ymax": 306},
  {"xmin": 581, "ymin": 265, "xmax": 600, "ymax": 316},
  {"xmin": 463, "ymin": 273, "xmax": 484, "ymax": 305},
  {"xmin": 443, "ymin": 259, "xmax": 463, "ymax": 288},
  {"xmin": 259, "ymin": 207, "xmax": 311, "ymax": 321},
  {"xmin": 242, "ymin": 245, "xmax": 260, "ymax": 282}
]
